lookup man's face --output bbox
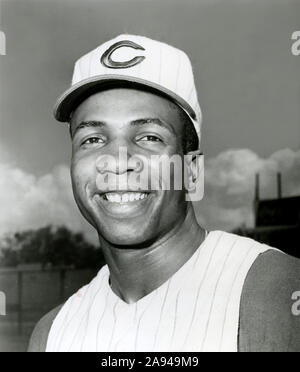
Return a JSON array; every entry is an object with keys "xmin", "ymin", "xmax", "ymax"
[{"xmin": 70, "ymin": 87, "xmax": 191, "ymax": 246}]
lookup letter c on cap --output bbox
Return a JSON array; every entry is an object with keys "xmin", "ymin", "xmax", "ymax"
[{"xmin": 101, "ymin": 40, "xmax": 145, "ymax": 69}]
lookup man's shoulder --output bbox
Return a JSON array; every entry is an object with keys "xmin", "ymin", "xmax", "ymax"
[
  {"xmin": 239, "ymin": 248, "xmax": 300, "ymax": 352},
  {"xmin": 221, "ymin": 231, "xmax": 300, "ymax": 287},
  {"xmin": 242, "ymin": 248, "xmax": 300, "ymax": 302},
  {"xmin": 27, "ymin": 305, "xmax": 63, "ymax": 352}
]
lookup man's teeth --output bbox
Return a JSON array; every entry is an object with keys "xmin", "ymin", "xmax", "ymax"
[{"xmin": 103, "ymin": 192, "xmax": 149, "ymax": 203}]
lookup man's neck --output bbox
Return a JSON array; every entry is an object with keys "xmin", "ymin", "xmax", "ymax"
[{"xmin": 99, "ymin": 205, "xmax": 206, "ymax": 304}]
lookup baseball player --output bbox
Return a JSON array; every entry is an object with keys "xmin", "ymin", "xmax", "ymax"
[{"xmin": 28, "ymin": 35, "xmax": 300, "ymax": 352}]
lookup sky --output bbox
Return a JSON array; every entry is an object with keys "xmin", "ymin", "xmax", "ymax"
[{"xmin": 0, "ymin": 0, "xmax": 299, "ymax": 244}]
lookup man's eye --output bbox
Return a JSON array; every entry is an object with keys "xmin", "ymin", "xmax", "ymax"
[
  {"xmin": 138, "ymin": 135, "xmax": 162, "ymax": 142},
  {"xmin": 81, "ymin": 137, "xmax": 104, "ymax": 146}
]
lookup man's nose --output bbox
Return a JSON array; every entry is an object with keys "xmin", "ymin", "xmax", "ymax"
[{"xmin": 95, "ymin": 144, "xmax": 139, "ymax": 175}]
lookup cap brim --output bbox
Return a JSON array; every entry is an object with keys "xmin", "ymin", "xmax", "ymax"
[{"xmin": 54, "ymin": 75, "xmax": 197, "ymax": 122}]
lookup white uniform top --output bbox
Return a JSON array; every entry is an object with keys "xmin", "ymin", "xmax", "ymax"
[{"xmin": 46, "ymin": 230, "xmax": 273, "ymax": 352}]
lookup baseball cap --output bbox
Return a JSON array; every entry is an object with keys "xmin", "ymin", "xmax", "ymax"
[{"xmin": 54, "ymin": 34, "xmax": 202, "ymax": 144}]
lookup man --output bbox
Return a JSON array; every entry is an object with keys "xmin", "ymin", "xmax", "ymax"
[{"xmin": 28, "ymin": 35, "xmax": 300, "ymax": 352}]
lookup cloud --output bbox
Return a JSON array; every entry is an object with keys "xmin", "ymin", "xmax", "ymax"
[
  {"xmin": 0, "ymin": 161, "xmax": 98, "ymax": 245},
  {"xmin": 0, "ymin": 145, "xmax": 299, "ymax": 244},
  {"xmin": 195, "ymin": 148, "xmax": 300, "ymax": 231}
]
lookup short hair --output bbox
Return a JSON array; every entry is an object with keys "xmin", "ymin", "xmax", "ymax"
[{"xmin": 179, "ymin": 110, "xmax": 199, "ymax": 154}]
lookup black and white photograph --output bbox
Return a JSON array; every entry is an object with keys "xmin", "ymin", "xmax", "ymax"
[{"xmin": 0, "ymin": 0, "xmax": 299, "ymax": 354}]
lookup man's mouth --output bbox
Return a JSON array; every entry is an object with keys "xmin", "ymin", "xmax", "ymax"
[
  {"xmin": 91, "ymin": 188, "xmax": 159, "ymax": 219},
  {"xmin": 100, "ymin": 191, "xmax": 150, "ymax": 203},
  {"xmin": 93, "ymin": 190, "xmax": 154, "ymax": 218}
]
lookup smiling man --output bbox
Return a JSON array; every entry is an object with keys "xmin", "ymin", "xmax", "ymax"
[{"xmin": 28, "ymin": 35, "xmax": 300, "ymax": 352}]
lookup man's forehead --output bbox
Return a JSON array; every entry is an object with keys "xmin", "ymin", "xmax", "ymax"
[{"xmin": 70, "ymin": 87, "xmax": 184, "ymax": 128}]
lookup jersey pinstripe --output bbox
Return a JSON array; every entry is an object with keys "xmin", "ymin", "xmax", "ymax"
[{"xmin": 46, "ymin": 230, "xmax": 274, "ymax": 352}]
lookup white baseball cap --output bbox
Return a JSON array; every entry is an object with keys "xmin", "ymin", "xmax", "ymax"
[{"xmin": 54, "ymin": 34, "xmax": 202, "ymax": 144}]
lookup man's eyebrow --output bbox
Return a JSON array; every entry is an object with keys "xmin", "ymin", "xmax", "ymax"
[
  {"xmin": 71, "ymin": 121, "xmax": 106, "ymax": 137},
  {"xmin": 71, "ymin": 118, "xmax": 175, "ymax": 137},
  {"xmin": 130, "ymin": 118, "xmax": 175, "ymax": 134}
]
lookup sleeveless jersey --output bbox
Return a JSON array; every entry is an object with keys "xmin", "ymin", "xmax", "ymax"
[{"xmin": 46, "ymin": 230, "xmax": 273, "ymax": 352}]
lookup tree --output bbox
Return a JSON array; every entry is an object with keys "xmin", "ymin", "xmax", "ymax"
[{"xmin": 0, "ymin": 226, "xmax": 104, "ymax": 269}]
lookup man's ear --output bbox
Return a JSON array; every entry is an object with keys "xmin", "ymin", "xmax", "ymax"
[{"xmin": 184, "ymin": 149, "xmax": 204, "ymax": 202}]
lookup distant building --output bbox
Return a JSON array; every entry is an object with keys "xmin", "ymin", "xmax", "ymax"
[{"xmin": 234, "ymin": 173, "xmax": 300, "ymax": 258}]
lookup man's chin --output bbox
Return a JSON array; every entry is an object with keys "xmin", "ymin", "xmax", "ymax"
[{"xmin": 97, "ymin": 225, "xmax": 155, "ymax": 247}]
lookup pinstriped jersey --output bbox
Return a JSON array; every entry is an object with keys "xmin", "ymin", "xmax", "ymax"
[{"xmin": 45, "ymin": 230, "xmax": 274, "ymax": 352}]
